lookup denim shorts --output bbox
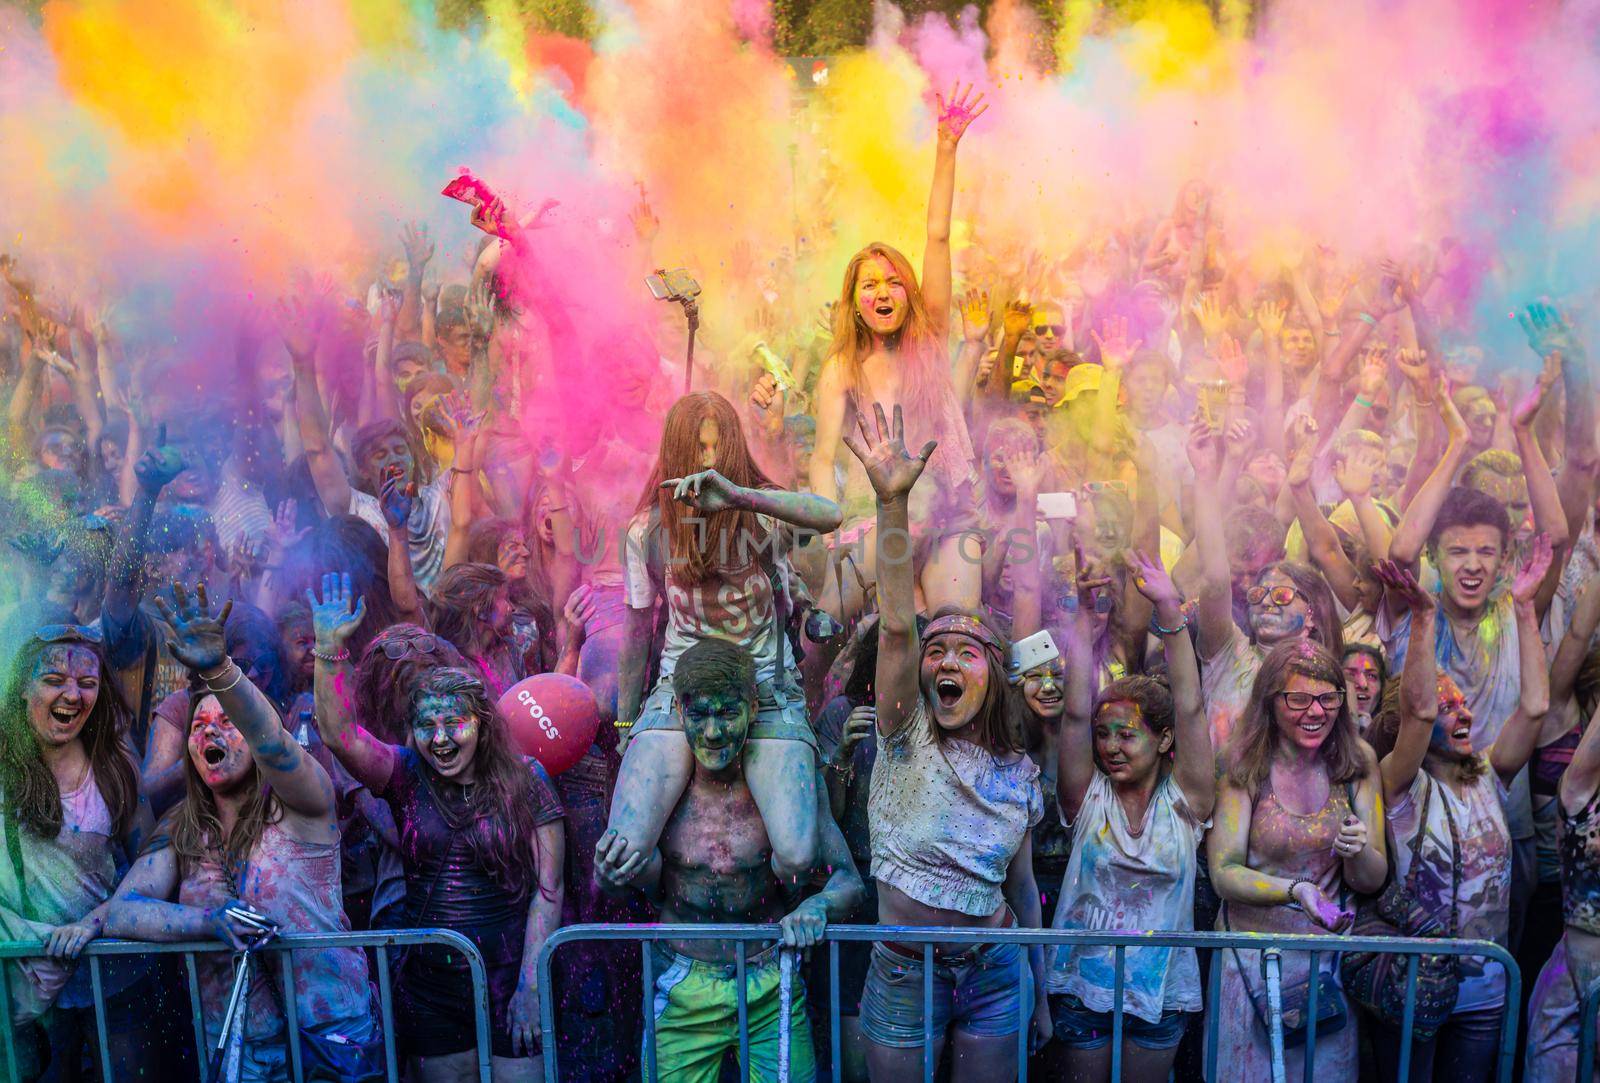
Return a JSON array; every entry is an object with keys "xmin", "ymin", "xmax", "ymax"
[
  {"xmin": 1049, "ymin": 993, "xmax": 1191, "ymax": 1051},
  {"xmin": 631, "ymin": 671, "xmax": 818, "ymax": 754},
  {"xmin": 858, "ymin": 941, "xmax": 1028, "ymax": 1047}
]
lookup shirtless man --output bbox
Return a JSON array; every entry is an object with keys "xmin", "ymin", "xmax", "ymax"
[{"xmin": 596, "ymin": 638, "xmax": 862, "ymax": 1083}]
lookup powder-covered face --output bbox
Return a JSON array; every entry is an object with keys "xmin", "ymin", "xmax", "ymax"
[
  {"xmin": 1432, "ymin": 524, "xmax": 1505, "ymax": 616},
  {"xmin": 1431, "ymin": 674, "xmax": 1475, "ymax": 757},
  {"xmin": 27, "ymin": 645, "xmax": 101, "ymax": 751},
  {"xmin": 1272, "ymin": 672, "xmax": 1342, "ymax": 753},
  {"xmin": 38, "ymin": 429, "xmax": 86, "ymax": 473},
  {"xmin": 1249, "ymin": 567, "xmax": 1314, "ymax": 646},
  {"xmin": 1022, "ymin": 660, "xmax": 1065, "ymax": 721},
  {"xmin": 1031, "ymin": 305, "xmax": 1065, "ymax": 350},
  {"xmin": 1093, "ymin": 699, "xmax": 1168, "ymax": 785},
  {"xmin": 1123, "ymin": 362, "xmax": 1167, "ymax": 417},
  {"xmin": 1462, "ymin": 396, "xmax": 1498, "ymax": 446},
  {"xmin": 1245, "ymin": 451, "xmax": 1287, "ymax": 500},
  {"xmin": 854, "ymin": 255, "xmax": 909, "ymax": 338},
  {"xmin": 484, "ymin": 584, "xmax": 514, "ymax": 636},
  {"xmin": 1040, "ymin": 363, "xmax": 1072, "ymax": 406},
  {"xmin": 920, "ymin": 632, "xmax": 991, "ymax": 731},
  {"xmin": 189, "ymin": 695, "xmax": 254, "ymax": 792},
  {"xmin": 394, "ymin": 357, "xmax": 431, "ymax": 390},
  {"xmin": 282, "ymin": 620, "xmax": 317, "ymax": 682},
  {"xmin": 365, "ymin": 434, "xmax": 415, "ymax": 491},
  {"xmin": 497, "ymin": 534, "xmax": 530, "ymax": 580},
  {"xmin": 679, "ymin": 690, "xmax": 752, "ymax": 773},
  {"xmin": 411, "ymin": 692, "xmax": 480, "ymax": 780},
  {"xmin": 1281, "ymin": 326, "xmax": 1317, "ymax": 372},
  {"xmin": 1342, "ymin": 651, "xmax": 1381, "ymax": 716},
  {"xmin": 696, "ymin": 417, "xmax": 720, "ymax": 471}
]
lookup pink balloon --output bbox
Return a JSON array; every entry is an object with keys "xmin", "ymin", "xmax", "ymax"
[{"xmin": 496, "ymin": 673, "xmax": 600, "ymax": 776}]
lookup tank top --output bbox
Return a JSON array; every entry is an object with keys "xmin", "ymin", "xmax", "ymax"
[
  {"xmin": 1223, "ymin": 771, "xmax": 1353, "ymax": 936},
  {"xmin": 1560, "ymin": 789, "xmax": 1600, "ymax": 936}
]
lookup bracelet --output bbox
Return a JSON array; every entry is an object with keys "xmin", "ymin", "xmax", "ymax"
[
  {"xmin": 1353, "ymin": 395, "xmax": 1374, "ymax": 409},
  {"xmin": 1285, "ymin": 878, "xmax": 1315, "ymax": 904},
  {"xmin": 450, "ymin": 466, "xmax": 477, "ymax": 476},
  {"xmin": 1411, "ymin": 397, "xmax": 1435, "ymax": 408},
  {"xmin": 613, "ymin": 719, "xmax": 634, "ymax": 729},
  {"xmin": 828, "ymin": 759, "xmax": 857, "ymax": 784},
  {"xmin": 1148, "ymin": 612, "xmax": 1189, "ymax": 637},
  {"xmin": 203, "ymin": 662, "xmax": 245, "ymax": 694},
  {"xmin": 1355, "ymin": 312, "xmax": 1378, "ymax": 326},
  {"xmin": 1324, "ymin": 327, "xmax": 1342, "ymax": 337},
  {"xmin": 310, "ymin": 646, "xmax": 350, "ymax": 663}
]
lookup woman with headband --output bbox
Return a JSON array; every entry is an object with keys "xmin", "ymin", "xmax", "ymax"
[{"xmin": 843, "ymin": 402, "xmax": 1050, "ymax": 1081}]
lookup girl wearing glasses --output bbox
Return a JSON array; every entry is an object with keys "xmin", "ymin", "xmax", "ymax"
[
  {"xmin": 309, "ymin": 575, "xmax": 565, "ymax": 1083},
  {"xmin": 1, "ymin": 623, "xmax": 154, "ymax": 1078},
  {"xmin": 1208, "ymin": 639, "xmax": 1387, "ymax": 1082},
  {"xmin": 1189, "ymin": 420, "xmax": 1344, "ymax": 749}
]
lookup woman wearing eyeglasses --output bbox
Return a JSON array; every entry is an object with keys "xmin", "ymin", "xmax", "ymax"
[
  {"xmin": 1188, "ymin": 420, "xmax": 1345, "ymax": 751},
  {"xmin": 1207, "ymin": 639, "xmax": 1387, "ymax": 1082},
  {"xmin": 309, "ymin": 574, "xmax": 566, "ymax": 1083},
  {"xmin": 1, "ymin": 621, "xmax": 154, "ymax": 1078}
]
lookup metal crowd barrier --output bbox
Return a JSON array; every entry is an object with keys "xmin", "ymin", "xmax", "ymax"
[
  {"xmin": 0, "ymin": 928, "xmax": 491, "ymax": 1083},
  {"xmin": 537, "ymin": 923, "xmax": 1520, "ymax": 1083}
]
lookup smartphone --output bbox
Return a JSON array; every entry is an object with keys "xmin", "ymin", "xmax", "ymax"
[
  {"xmin": 1009, "ymin": 629, "xmax": 1060, "ymax": 681},
  {"xmin": 645, "ymin": 268, "xmax": 702, "ymax": 302},
  {"xmin": 1036, "ymin": 492, "xmax": 1078, "ymax": 521},
  {"xmin": 1198, "ymin": 379, "xmax": 1231, "ymax": 431}
]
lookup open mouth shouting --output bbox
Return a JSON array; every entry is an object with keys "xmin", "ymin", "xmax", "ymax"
[
  {"xmin": 202, "ymin": 744, "xmax": 227, "ymax": 767},
  {"xmin": 935, "ymin": 676, "xmax": 964, "ymax": 710},
  {"xmin": 428, "ymin": 740, "xmax": 463, "ymax": 773},
  {"xmin": 48, "ymin": 702, "xmax": 84, "ymax": 731}
]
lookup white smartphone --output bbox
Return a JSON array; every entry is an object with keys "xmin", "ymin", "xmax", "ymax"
[
  {"xmin": 1008, "ymin": 629, "xmax": 1061, "ymax": 682},
  {"xmin": 1036, "ymin": 492, "xmax": 1078, "ymax": 521}
]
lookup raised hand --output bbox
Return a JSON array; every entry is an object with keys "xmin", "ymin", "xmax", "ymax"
[
  {"xmin": 1191, "ymin": 291, "xmax": 1227, "ymax": 343},
  {"xmin": 1002, "ymin": 299, "xmax": 1032, "ymax": 339},
  {"xmin": 1001, "ymin": 447, "xmax": 1046, "ymax": 496},
  {"xmin": 1437, "ymin": 378, "xmax": 1468, "ymax": 444},
  {"xmin": 1124, "ymin": 549, "xmax": 1180, "ymax": 610},
  {"xmin": 376, "ymin": 287, "xmax": 401, "ymax": 329},
  {"xmin": 379, "ymin": 472, "xmax": 416, "ymax": 531},
  {"xmin": 1091, "ymin": 315, "xmax": 1140, "ymax": 371},
  {"xmin": 659, "ymin": 469, "xmax": 744, "ymax": 514},
  {"xmin": 1334, "ymin": 442, "xmax": 1381, "ymax": 499},
  {"xmin": 1185, "ymin": 416, "xmax": 1222, "ymax": 481},
  {"xmin": 305, "ymin": 572, "xmax": 368, "ymax": 651},
  {"xmin": 935, "ymin": 82, "xmax": 988, "ymax": 147},
  {"xmin": 400, "ymin": 221, "xmax": 435, "ymax": 273},
  {"xmin": 629, "ymin": 183, "xmax": 660, "ymax": 244},
  {"xmin": 1512, "ymin": 352, "xmax": 1561, "ymax": 431},
  {"xmin": 1214, "ymin": 333, "xmax": 1247, "ymax": 383},
  {"xmin": 133, "ymin": 423, "xmax": 185, "ymax": 496},
  {"xmin": 841, "ymin": 402, "xmax": 938, "ymax": 502},
  {"xmin": 1394, "ymin": 347, "xmax": 1432, "ymax": 391},
  {"xmin": 276, "ymin": 294, "xmax": 325, "ymax": 364},
  {"xmin": 1371, "ymin": 559, "xmax": 1433, "ymax": 614},
  {"xmin": 1517, "ymin": 300, "xmax": 1581, "ymax": 360},
  {"xmin": 266, "ymin": 500, "xmax": 310, "ymax": 559},
  {"xmin": 1255, "ymin": 298, "xmax": 1287, "ymax": 341},
  {"xmin": 155, "ymin": 583, "xmax": 233, "ymax": 673},
  {"xmin": 960, "ymin": 289, "xmax": 992, "ymax": 343},
  {"xmin": 1512, "ymin": 533, "xmax": 1555, "ymax": 605},
  {"xmin": 1286, "ymin": 415, "xmax": 1318, "ymax": 488}
]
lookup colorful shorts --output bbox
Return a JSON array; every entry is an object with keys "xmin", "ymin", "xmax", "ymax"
[
  {"xmin": 858, "ymin": 940, "xmax": 1028, "ymax": 1048},
  {"xmin": 647, "ymin": 944, "xmax": 815, "ymax": 1083}
]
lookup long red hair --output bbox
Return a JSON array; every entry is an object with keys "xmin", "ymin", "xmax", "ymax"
[{"xmin": 636, "ymin": 392, "xmax": 776, "ymax": 585}]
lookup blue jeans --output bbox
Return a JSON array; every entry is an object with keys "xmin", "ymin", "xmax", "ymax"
[
  {"xmin": 1370, "ymin": 1004, "xmax": 1503, "ymax": 1083},
  {"xmin": 1049, "ymin": 993, "xmax": 1191, "ymax": 1051},
  {"xmin": 858, "ymin": 941, "xmax": 1027, "ymax": 1048}
]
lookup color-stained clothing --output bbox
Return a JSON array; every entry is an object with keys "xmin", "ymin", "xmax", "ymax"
[
  {"xmin": 0, "ymin": 772, "xmax": 131, "ymax": 1024},
  {"xmin": 647, "ymin": 944, "xmax": 813, "ymax": 1083},
  {"xmin": 623, "ymin": 512, "xmax": 790, "ymax": 684},
  {"xmin": 1199, "ymin": 623, "xmax": 1261, "ymax": 751},
  {"xmin": 868, "ymin": 698, "xmax": 1043, "ymax": 918},
  {"xmin": 1560, "ymin": 789, "xmax": 1600, "ymax": 937},
  {"xmin": 178, "ymin": 820, "xmax": 372, "ymax": 1045},
  {"xmin": 1048, "ymin": 773, "xmax": 1207, "ymax": 1023},
  {"xmin": 1211, "ymin": 774, "xmax": 1359, "ymax": 1082},
  {"xmin": 1388, "ymin": 768, "xmax": 1511, "ymax": 1011},
  {"xmin": 348, "ymin": 472, "xmax": 450, "ymax": 593}
]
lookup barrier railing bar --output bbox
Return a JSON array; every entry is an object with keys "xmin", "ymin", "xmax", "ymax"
[
  {"xmin": 375, "ymin": 944, "xmax": 399, "ymax": 1083},
  {"xmin": 0, "ymin": 930, "xmax": 490, "ymax": 1083},
  {"xmin": 923, "ymin": 942, "xmax": 935, "ymax": 1082},
  {"xmin": 1015, "ymin": 947, "xmax": 1028, "ymax": 1083},
  {"xmin": 0, "ymin": 961, "xmax": 16, "ymax": 1083},
  {"xmin": 1263, "ymin": 948, "xmax": 1286, "ymax": 1083},
  {"xmin": 185, "ymin": 950, "xmax": 208, "ymax": 1069},
  {"xmin": 1111, "ymin": 943, "xmax": 1126, "ymax": 1081},
  {"xmin": 1498, "ymin": 960, "xmax": 1523, "ymax": 1083},
  {"xmin": 641, "ymin": 941, "xmax": 658, "ymax": 1083},
  {"xmin": 279, "ymin": 949, "xmax": 302, "ymax": 1083},
  {"xmin": 88, "ymin": 954, "xmax": 112, "ymax": 1083},
  {"xmin": 736, "ymin": 940, "xmax": 750, "ymax": 1083},
  {"xmin": 1302, "ymin": 948, "xmax": 1319, "ymax": 1083},
  {"xmin": 828, "ymin": 939, "xmax": 841, "ymax": 1083},
  {"xmin": 1205, "ymin": 949, "xmax": 1220, "ymax": 1083},
  {"xmin": 1397, "ymin": 953, "xmax": 1419, "ymax": 1082}
]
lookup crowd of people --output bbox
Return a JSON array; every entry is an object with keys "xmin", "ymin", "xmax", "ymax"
[{"xmin": 4, "ymin": 80, "xmax": 1600, "ymax": 1083}]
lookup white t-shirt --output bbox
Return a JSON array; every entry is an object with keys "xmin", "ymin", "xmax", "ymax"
[
  {"xmin": 622, "ymin": 511, "xmax": 790, "ymax": 684},
  {"xmin": 348, "ymin": 473, "xmax": 451, "ymax": 593},
  {"xmin": 1048, "ymin": 772, "xmax": 1208, "ymax": 1021},
  {"xmin": 1387, "ymin": 768, "xmax": 1511, "ymax": 1011},
  {"xmin": 1200, "ymin": 623, "xmax": 1261, "ymax": 751}
]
